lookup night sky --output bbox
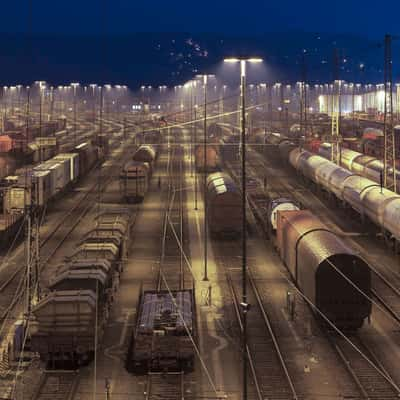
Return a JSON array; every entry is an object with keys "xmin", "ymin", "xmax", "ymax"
[{"xmin": 2, "ymin": 0, "xmax": 399, "ymax": 38}]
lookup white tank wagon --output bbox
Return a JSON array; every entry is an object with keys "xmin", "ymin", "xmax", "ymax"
[
  {"xmin": 319, "ymin": 143, "xmax": 400, "ymax": 190},
  {"xmin": 297, "ymin": 152, "xmax": 328, "ymax": 183},
  {"xmin": 314, "ymin": 162, "xmax": 354, "ymax": 200},
  {"xmin": 287, "ymin": 147, "xmax": 400, "ymax": 246},
  {"xmin": 206, "ymin": 172, "xmax": 243, "ymax": 238},
  {"xmin": 276, "ymin": 209, "xmax": 371, "ymax": 329},
  {"xmin": 120, "ymin": 161, "xmax": 150, "ymax": 203}
]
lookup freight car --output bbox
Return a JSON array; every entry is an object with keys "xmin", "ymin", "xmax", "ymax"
[
  {"xmin": 3, "ymin": 141, "xmax": 98, "ymax": 213},
  {"xmin": 120, "ymin": 161, "xmax": 150, "ymax": 203},
  {"xmin": 206, "ymin": 172, "xmax": 242, "ymax": 237},
  {"xmin": 318, "ymin": 143, "xmax": 400, "ymax": 190},
  {"xmin": 195, "ymin": 145, "xmax": 220, "ymax": 172},
  {"xmin": 276, "ymin": 209, "xmax": 371, "ymax": 329},
  {"xmin": 133, "ymin": 145, "xmax": 157, "ymax": 164},
  {"xmin": 219, "ymin": 134, "xmax": 240, "ymax": 163},
  {"xmin": 29, "ymin": 208, "xmax": 133, "ymax": 368},
  {"xmin": 287, "ymin": 147, "xmax": 400, "ymax": 246},
  {"xmin": 126, "ymin": 289, "xmax": 195, "ymax": 374}
]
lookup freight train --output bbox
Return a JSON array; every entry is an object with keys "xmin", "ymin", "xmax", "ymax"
[
  {"xmin": 30, "ymin": 208, "xmax": 133, "ymax": 368},
  {"xmin": 120, "ymin": 145, "xmax": 158, "ymax": 203},
  {"xmin": 285, "ymin": 146, "xmax": 400, "ymax": 246},
  {"xmin": 317, "ymin": 142, "xmax": 400, "ymax": 191},
  {"xmin": 3, "ymin": 141, "xmax": 99, "ymax": 213},
  {"xmin": 126, "ymin": 289, "xmax": 196, "ymax": 374}
]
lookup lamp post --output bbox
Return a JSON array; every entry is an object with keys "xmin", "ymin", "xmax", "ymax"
[
  {"xmin": 196, "ymin": 74, "xmax": 214, "ymax": 282},
  {"xmin": 70, "ymin": 83, "xmax": 79, "ymax": 146},
  {"xmin": 194, "ymin": 103, "xmax": 198, "ymax": 210},
  {"xmin": 224, "ymin": 56, "xmax": 262, "ymax": 400}
]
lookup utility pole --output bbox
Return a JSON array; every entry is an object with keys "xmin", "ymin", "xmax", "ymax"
[{"xmin": 383, "ymin": 34, "xmax": 396, "ymax": 191}]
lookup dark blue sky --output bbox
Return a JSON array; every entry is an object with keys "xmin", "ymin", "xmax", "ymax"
[{"xmin": 3, "ymin": 0, "xmax": 400, "ymax": 38}]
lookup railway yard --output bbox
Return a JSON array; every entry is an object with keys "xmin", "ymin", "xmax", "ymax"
[{"xmin": 1, "ymin": 82, "xmax": 400, "ymax": 400}]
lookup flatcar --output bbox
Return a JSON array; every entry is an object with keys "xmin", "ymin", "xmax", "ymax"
[
  {"xmin": 126, "ymin": 289, "xmax": 195, "ymax": 374},
  {"xmin": 206, "ymin": 172, "xmax": 242, "ymax": 237},
  {"xmin": 276, "ymin": 209, "xmax": 371, "ymax": 329},
  {"xmin": 30, "ymin": 208, "xmax": 132, "ymax": 368}
]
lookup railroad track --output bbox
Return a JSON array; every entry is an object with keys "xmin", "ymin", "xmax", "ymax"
[
  {"xmin": 248, "ymin": 146, "xmax": 400, "ymax": 329},
  {"xmin": 31, "ymin": 370, "xmax": 79, "ymax": 400},
  {"xmin": 328, "ymin": 333, "xmax": 400, "ymax": 399},
  {"xmin": 158, "ymin": 128, "xmax": 191, "ymax": 292},
  {"xmin": 145, "ymin": 372, "xmax": 185, "ymax": 400},
  {"xmin": 245, "ymin": 145, "xmax": 400, "ymax": 396},
  {"xmin": 217, "ymin": 247, "xmax": 298, "ymax": 400}
]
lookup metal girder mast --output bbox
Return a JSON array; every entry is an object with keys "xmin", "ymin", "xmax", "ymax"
[
  {"xmin": 330, "ymin": 80, "xmax": 341, "ymax": 164},
  {"xmin": 383, "ymin": 34, "xmax": 396, "ymax": 191},
  {"xmin": 25, "ymin": 87, "xmax": 40, "ymax": 319},
  {"xmin": 331, "ymin": 49, "xmax": 341, "ymax": 164},
  {"xmin": 299, "ymin": 52, "xmax": 308, "ymax": 148}
]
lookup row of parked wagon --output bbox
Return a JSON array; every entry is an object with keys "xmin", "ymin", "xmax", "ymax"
[
  {"xmin": 30, "ymin": 208, "xmax": 134, "ymax": 368},
  {"xmin": 3, "ymin": 141, "xmax": 99, "ymax": 213}
]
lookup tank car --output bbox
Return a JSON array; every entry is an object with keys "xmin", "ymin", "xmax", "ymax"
[
  {"xmin": 206, "ymin": 172, "xmax": 242, "ymax": 237},
  {"xmin": 276, "ymin": 209, "xmax": 371, "ymax": 329}
]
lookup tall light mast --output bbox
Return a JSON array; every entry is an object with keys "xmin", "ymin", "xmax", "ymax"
[{"xmin": 383, "ymin": 34, "xmax": 396, "ymax": 191}]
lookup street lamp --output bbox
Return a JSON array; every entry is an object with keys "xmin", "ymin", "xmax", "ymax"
[
  {"xmin": 196, "ymin": 74, "xmax": 214, "ymax": 282},
  {"xmin": 224, "ymin": 56, "xmax": 262, "ymax": 400},
  {"xmin": 70, "ymin": 83, "xmax": 80, "ymax": 146}
]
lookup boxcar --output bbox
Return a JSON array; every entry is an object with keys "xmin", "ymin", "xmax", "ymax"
[{"xmin": 276, "ymin": 209, "xmax": 371, "ymax": 329}]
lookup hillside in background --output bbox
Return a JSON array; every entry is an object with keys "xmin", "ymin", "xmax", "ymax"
[{"xmin": 0, "ymin": 32, "xmax": 395, "ymax": 87}]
